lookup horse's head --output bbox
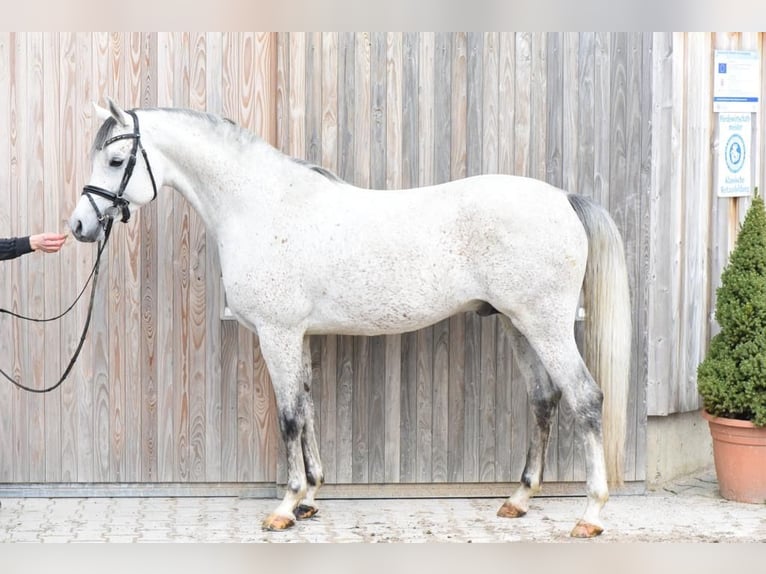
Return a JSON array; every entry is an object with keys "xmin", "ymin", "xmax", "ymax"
[{"xmin": 69, "ymin": 98, "xmax": 159, "ymax": 242}]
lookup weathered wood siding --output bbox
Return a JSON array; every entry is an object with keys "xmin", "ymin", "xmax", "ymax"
[
  {"xmin": 275, "ymin": 33, "xmax": 648, "ymax": 485},
  {"xmin": 0, "ymin": 33, "xmax": 279, "ymax": 486},
  {"xmin": 647, "ymin": 32, "xmax": 766, "ymax": 416},
  {"xmin": 11, "ymin": 31, "xmax": 751, "ymax": 491}
]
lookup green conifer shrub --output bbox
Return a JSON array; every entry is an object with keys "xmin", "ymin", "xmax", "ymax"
[{"xmin": 697, "ymin": 191, "xmax": 766, "ymax": 426}]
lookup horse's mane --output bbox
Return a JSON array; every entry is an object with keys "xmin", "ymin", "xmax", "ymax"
[{"xmin": 92, "ymin": 107, "xmax": 343, "ymax": 184}]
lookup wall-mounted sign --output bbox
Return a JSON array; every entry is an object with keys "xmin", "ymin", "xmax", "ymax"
[
  {"xmin": 717, "ymin": 112, "xmax": 752, "ymax": 197},
  {"xmin": 713, "ymin": 50, "xmax": 760, "ymax": 113}
]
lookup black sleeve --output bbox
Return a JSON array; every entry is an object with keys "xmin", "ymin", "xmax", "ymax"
[{"xmin": 0, "ymin": 236, "xmax": 33, "ymax": 261}]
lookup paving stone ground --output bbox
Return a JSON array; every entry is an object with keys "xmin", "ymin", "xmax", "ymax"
[{"xmin": 0, "ymin": 467, "xmax": 764, "ymax": 542}]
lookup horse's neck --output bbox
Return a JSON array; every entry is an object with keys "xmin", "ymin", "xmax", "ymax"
[{"xmin": 145, "ymin": 111, "xmax": 285, "ymax": 232}]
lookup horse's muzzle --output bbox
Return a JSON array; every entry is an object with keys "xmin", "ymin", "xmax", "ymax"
[{"xmin": 69, "ymin": 216, "xmax": 101, "ymax": 243}]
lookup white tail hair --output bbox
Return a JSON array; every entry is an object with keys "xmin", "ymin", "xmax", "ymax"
[{"xmin": 568, "ymin": 193, "xmax": 632, "ymax": 485}]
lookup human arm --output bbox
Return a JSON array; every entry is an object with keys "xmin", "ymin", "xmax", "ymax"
[
  {"xmin": 0, "ymin": 236, "xmax": 33, "ymax": 260},
  {"xmin": 0, "ymin": 232, "xmax": 66, "ymax": 260}
]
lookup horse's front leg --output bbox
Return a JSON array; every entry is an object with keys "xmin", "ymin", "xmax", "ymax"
[{"xmin": 258, "ymin": 328, "xmax": 311, "ymax": 531}]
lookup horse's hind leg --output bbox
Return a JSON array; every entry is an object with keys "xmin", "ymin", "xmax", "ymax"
[
  {"xmin": 257, "ymin": 328, "xmax": 311, "ymax": 531},
  {"xmin": 510, "ymin": 316, "xmax": 610, "ymax": 538},
  {"xmin": 295, "ymin": 338, "xmax": 324, "ymax": 520},
  {"xmin": 497, "ymin": 318, "xmax": 561, "ymax": 519}
]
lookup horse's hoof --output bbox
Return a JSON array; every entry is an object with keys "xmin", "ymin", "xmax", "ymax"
[
  {"xmin": 570, "ymin": 520, "xmax": 604, "ymax": 538},
  {"xmin": 262, "ymin": 513, "xmax": 296, "ymax": 531},
  {"xmin": 496, "ymin": 501, "xmax": 526, "ymax": 518},
  {"xmin": 295, "ymin": 504, "xmax": 319, "ymax": 520}
]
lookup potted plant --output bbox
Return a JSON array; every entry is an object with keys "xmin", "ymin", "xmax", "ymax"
[{"xmin": 697, "ymin": 190, "xmax": 766, "ymax": 503}]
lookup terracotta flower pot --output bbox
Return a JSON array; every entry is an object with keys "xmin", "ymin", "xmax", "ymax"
[{"xmin": 702, "ymin": 410, "xmax": 766, "ymax": 503}]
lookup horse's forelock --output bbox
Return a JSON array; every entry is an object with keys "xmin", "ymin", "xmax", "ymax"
[{"xmin": 91, "ymin": 116, "xmax": 118, "ymax": 157}]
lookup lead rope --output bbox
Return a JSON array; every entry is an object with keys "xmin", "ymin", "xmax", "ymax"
[{"xmin": 0, "ymin": 222, "xmax": 112, "ymax": 393}]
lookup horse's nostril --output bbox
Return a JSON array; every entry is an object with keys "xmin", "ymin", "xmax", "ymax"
[{"xmin": 74, "ymin": 220, "xmax": 83, "ymax": 238}]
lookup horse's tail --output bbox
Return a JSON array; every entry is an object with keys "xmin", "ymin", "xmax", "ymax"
[{"xmin": 567, "ymin": 193, "xmax": 631, "ymax": 486}]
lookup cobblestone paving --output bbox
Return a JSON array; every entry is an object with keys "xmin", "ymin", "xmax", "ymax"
[{"xmin": 1, "ymin": 469, "xmax": 764, "ymax": 542}]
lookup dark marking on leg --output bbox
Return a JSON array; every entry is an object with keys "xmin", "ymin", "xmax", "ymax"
[{"xmin": 279, "ymin": 412, "xmax": 301, "ymax": 442}]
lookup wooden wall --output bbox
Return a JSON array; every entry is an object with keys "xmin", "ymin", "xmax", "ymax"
[
  {"xmin": 1, "ymin": 31, "xmax": 711, "ymax": 492},
  {"xmin": 275, "ymin": 32, "xmax": 651, "ymax": 487},
  {"xmin": 647, "ymin": 32, "xmax": 766, "ymax": 416},
  {"xmin": 0, "ymin": 33, "xmax": 280, "ymax": 486}
]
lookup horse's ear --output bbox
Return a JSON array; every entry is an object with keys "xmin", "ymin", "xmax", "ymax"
[
  {"xmin": 93, "ymin": 101, "xmax": 111, "ymax": 124},
  {"xmin": 105, "ymin": 96, "xmax": 129, "ymax": 127}
]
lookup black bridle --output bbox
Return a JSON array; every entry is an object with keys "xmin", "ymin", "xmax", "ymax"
[
  {"xmin": 81, "ymin": 109, "xmax": 158, "ymax": 229},
  {"xmin": 1, "ymin": 109, "xmax": 158, "ymax": 394}
]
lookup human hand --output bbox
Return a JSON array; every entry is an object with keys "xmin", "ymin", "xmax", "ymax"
[{"xmin": 29, "ymin": 232, "xmax": 67, "ymax": 253}]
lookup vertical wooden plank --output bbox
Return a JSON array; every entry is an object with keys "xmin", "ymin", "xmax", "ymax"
[
  {"xmin": 238, "ymin": 320, "xmax": 254, "ymax": 473},
  {"xmin": 634, "ymin": 31, "xmax": 653, "ymax": 481},
  {"xmin": 241, "ymin": 31, "xmax": 259, "ymax": 482},
  {"xmin": 352, "ymin": 32, "xmax": 371, "ymax": 483},
  {"xmin": 220, "ymin": 321, "xmax": 239, "ymax": 482},
  {"xmin": 219, "ymin": 32, "xmax": 240, "ymax": 483},
  {"xmin": 58, "ymin": 32, "xmax": 79, "ymax": 481},
  {"xmin": 123, "ymin": 32, "xmax": 143, "ymax": 482},
  {"xmin": 679, "ymin": 33, "xmax": 712, "ymax": 413},
  {"xmin": 172, "ymin": 32, "xmax": 191, "ymax": 482},
  {"xmin": 494, "ymin": 32, "xmax": 515, "ymax": 484},
  {"xmin": 368, "ymin": 32, "xmax": 387, "ymax": 484},
  {"xmin": 463, "ymin": 31, "xmax": 482, "ymax": 483},
  {"xmin": 335, "ymin": 32, "xmax": 355, "ymax": 484},
  {"xmin": 415, "ymin": 32, "xmax": 434, "ymax": 483},
  {"xmin": 204, "ymin": 31, "xmax": 223, "ymax": 482},
  {"xmin": 398, "ymin": 32, "xmax": 418, "ymax": 483},
  {"xmin": 234, "ymin": 31, "xmax": 254, "ymax": 482},
  {"xmin": 9, "ymin": 32, "xmax": 29, "ymax": 483},
  {"xmin": 155, "ymin": 32, "xmax": 176, "ymax": 482},
  {"xmin": 530, "ymin": 33, "xmax": 548, "ymax": 183},
  {"xmin": 90, "ymin": 32, "xmax": 111, "ymax": 484},
  {"xmin": 668, "ymin": 32, "xmax": 687, "ymax": 412},
  {"xmin": 621, "ymin": 32, "xmax": 646, "ymax": 480},
  {"xmin": 479, "ymin": 32, "xmax": 499, "ymax": 483},
  {"xmin": 574, "ymin": 32, "xmax": 596, "ymax": 481},
  {"xmin": 0, "ymin": 32, "xmax": 13, "ymax": 481},
  {"xmin": 188, "ymin": 31, "xmax": 208, "ymax": 482},
  {"xmin": 106, "ymin": 32, "xmax": 127, "ymax": 483},
  {"xmin": 24, "ymin": 33, "xmax": 46, "ymax": 481},
  {"xmin": 140, "ymin": 31, "xmax": 159, "ymax": 482},
  {"xmin": 607, "ymin": 32, "xmax": 629, "ymax": 479},
  {"xmin": 594, "ymin": 32, "xmax": 612, "ymax": 211},
  {"xmin": 42, "ymin": 33, "xmax": 62, "ymax": 482},
  {"xmin": 75, "ymin": 32, "xmax": 95, "ymax": 483},
  {"xmin": 426, "ymin": 34, "xmax": 453, "ymax": 482},
  {"xmin": 320, "ymin": 32, "xmax": 339, "ymax": 484},
  {"xmin": 578, "ymin": 32, "xmax": 596, "ymax": 201},
  {"xmin": 383, "ymin": 32, "xmax": 402, "ymax": 483},
  {"xmin": 647, "ymin": 32, "xmax": 675, "ymax": 417}
]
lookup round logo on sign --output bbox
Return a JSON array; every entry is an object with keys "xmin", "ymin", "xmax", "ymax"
[{"xmin": 725, "ymin": 133, "xmax": 746, "ymax": 174}]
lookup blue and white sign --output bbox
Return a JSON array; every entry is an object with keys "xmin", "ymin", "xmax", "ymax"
[
  {"xmin": 718, "ymin": 113, "xmax": 752, "ymax": 198},
  {"xmin": 714, "ymin": 50, "xmax": 760, "ymax": 112}
]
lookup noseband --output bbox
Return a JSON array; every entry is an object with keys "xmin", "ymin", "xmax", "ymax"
[{"xmin": 81, "ymin": 109, "xmax": 158, "ymax": 229}]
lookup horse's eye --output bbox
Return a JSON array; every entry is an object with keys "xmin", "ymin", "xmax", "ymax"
[{"xmin": 109, "ymin": 158, "xmax": 124, "ymax": 168}]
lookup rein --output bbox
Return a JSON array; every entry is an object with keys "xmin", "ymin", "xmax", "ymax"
[
  {"xmin": 1, "ymin": 108, "xmax": 157, "ymax": 394},
  {"xmin": 0, "ymin": 223, "xmax": 112, "ymax": 393}
]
